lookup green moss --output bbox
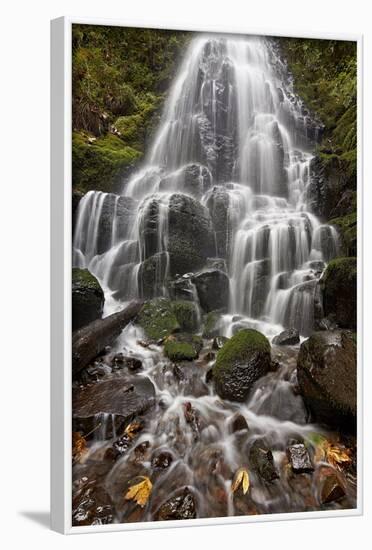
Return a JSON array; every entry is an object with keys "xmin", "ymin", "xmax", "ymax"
[
  {"xmin": 329, "ymin": 212, "xmax": 357, "ymax": 256},
  {"xmin": 214, "ymin": 329, "xmax": 270, "ymax": 375},
  {"xmin": 322, "ymin": 257, "xmax": 357, "ymax": 293},
  {"xmin": 72, "ymin": 131, "xmax": 142, "ymax": 193},
  {"xmin": 171, "ymin": 301, "xmax": 199, "ymax": 333},
  {"xmin": 136, "ymin": 298, "xmax": 180, "ymax": 341},
  {"xmin": 164, "ymin": 334, "xmax": 203, "ymax": 362},
  {"xmin": 202, "ymin": 311, "xmax": 221, "ymax": 338},
  {"xmin": 72, "ymin": 267, "xmax": 102, "ymax": 292}
]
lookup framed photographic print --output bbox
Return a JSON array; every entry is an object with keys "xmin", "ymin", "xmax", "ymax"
[{"xmin": 51, "ymin": 16, "xmax": 362, "ymax": 534}]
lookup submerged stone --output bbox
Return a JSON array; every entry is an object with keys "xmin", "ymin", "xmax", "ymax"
[
  {"xmin": 154, "ymin": 487, "xmax": 197, "ymax": 521},
  {"xmin": 287, "ymin": 444, "xmax": 313, "ymax": 473},
  {"xmin": 249, "ymin": 441, "xmax": 279, "ymax": 483},
  {"xmin": 272, "ymin": 328, "xmax": 300, "ymax": 346}
]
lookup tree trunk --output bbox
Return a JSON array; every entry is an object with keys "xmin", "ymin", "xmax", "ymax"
[{"xmin": 72, "ymin": 300, "xmax": 143, "ymax": 376}]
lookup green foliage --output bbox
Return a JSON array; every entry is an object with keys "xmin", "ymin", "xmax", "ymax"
[
  {"xmin": 280, "ymin": 38, "xmax": 357, "ymax": 178},
  {"xmin": 322, "ymin": 257, "xmax": 357, "ymax": 292},
  {"xmin": 72, "ymin": 131, "xmax": 142, "ymax": 193},
  {"xmin": 215, "ymin": 329, "xmax": 270, "ymax": 373},
  {"xmin": 330, "ymin": 212, "xmax": 357, "ymax": 256}
]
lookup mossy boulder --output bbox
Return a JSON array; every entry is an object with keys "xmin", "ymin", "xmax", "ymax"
[
  {"xmin": 171, "ymin": 301, "xmax": 199, "ymax": 333},
  {"xmin": 213, "ymin": 329, "xmax": 271, "ymax": 401},
  {"xmin": 202, "ymin": 311, "xmax": 223, "ymax": 338},
  {"xmin": 72, "ymin": 132, "xmax": 142, "ymax": 193},
  {"xmin": 136, "ymin": 298, "xmax": 180, "ymax": 341},
  {"xmin": 320, "ymin": 257, "xmax": 357, "ymax": 329},
  {"xmin": 164, "ymin": 334, "xmax": 203, "ymax": 362},
  {"xmin": 297, "ymin": 330, "xmax": 356, "ymax": 432},
  {"xmin": 72, "ymin": 268, "xmax": 104, "ymax": 331}
]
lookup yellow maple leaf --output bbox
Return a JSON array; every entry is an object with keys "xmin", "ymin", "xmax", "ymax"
[
  {"xmin": 124, "ymin": 421, "xmax": 142, "ymax": 439},
  {"xmin": 326, "ymin": 445, "xmax": 352, "ymax": 467},
  {"xmin": 124, "ymin": 476, "xmax": 153, "ymax": 507},
  {"xmin": 232, "ymin": 468, "xmax": 250, "ymax": 495},
  {"xmin": 72, "ymin": 432, "xmax": 87, "ymax": 464}
]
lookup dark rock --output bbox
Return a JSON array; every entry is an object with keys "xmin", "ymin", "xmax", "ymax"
[
  {"xmin": 168, "ymin": 274, "xmax": 197, "ymax": 302},
  {"xmin": 72, "ymin": 478, "xmax": 114, "ymax": 526},
  {"xmin": 183, "ymin": 402, "xmax": 201, "ymax": 439},
  {"xmin": 204, "ymin": 186, "xmax": 231, "ymax": 257},
  {"xmin": 72, "ymin": 377, "xmax": 155, "ymax": 438},
  {"xmin": 203, "ymin": 311, "xmax": 223, "ymax": 338},
  {"xmin": 167, "ymin": 193, "xmax": 215, "ymax": 276},
  {"xmin": 320, "ymin": 257, "xmax": 357, "ymax": 329},
  {"xmin": 206, "ymin": 257, "xmax": 227, "ymax": 272},
  {"xmin": 205, "ymin": 368, "xmax": 213, "ymax": 384},
  {"xmin": 272, "ymin": 328, "xmax": 300, "ymax": 346},
  {"xmin": 154, "ymin": 487, "xmax": 197, "ymax": 521},
  {"xmin": 320, "ymin": 474, "xmax": 346, "ymax": 504},
  {"xmin": 297, "ymin": 330, "xmax": 357, "ymax": 432},
  {"xmin": 151, "ymin": 450, "xmax": 173, "ymax": 470},
  {"xmin": 193, "ymin": 269, "xmax": 230, "ymax": 312},
  {"xmin": 159, "ymin": 163, "xmax": 212, "ymax": 199},
  {"xmin": 287, "ymin": 444, "xmax": 313, "ymax": 473},
  {"xmin": 249, "ymin": 441, "xmax": 279, "ymax": 483},
  {"xmin": 112, "ymin": 353, "xmax": 142, "ymax": 371},
  {"xmin": 72, "ymin": 189, "xmax": 83, "ymax": 231},
  {"xmin": 230, "ymin": 413, "xmax": 249, "ymax": 433},
  {"xmin": 213, "ymin": 329, "xmax": 271, "ymax": 402},
  {"xmin": 137, "ymin": 252, "xmax": 168, "ymax": 299},
  {"xmin": 212, "ymin": 335, "xmax": 229, "ymax": 350},
  {"xmin": 72, "ymin": 268, "xmax": 105, "ymax": 332}
]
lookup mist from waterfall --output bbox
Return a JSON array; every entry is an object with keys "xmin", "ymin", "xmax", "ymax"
[{"xmin": 73, "ymin": 34, "xmax": 339, "ymax": 338}]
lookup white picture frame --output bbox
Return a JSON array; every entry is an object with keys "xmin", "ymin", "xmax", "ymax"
[{"xmin": 51, "ymin": 16, "xmax": 363, "ymax": 534}]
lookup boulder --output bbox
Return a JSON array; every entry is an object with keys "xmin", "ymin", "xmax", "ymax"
[
  {"xmin": 168, "ymin": 274, "xmax": 197, "ymax": 302},
  {"xmin": 272, "ymin": 328, "xmax": 300, "ymax": 346},
  {"xmin": 159, "ymin": 163, "xmax": 212, "ymax": 199},
  {"xmin": 203, "ymin": 311, "xmax": 223, "ymax": 338},
  {"xmin": 72, "ymin": 377, "xmax": 155, "ymax": 438},
  {"xmin": 72, "ymin": 268, "xmax": 105, "ymax": 332},
  {"xmin": 320, "ymin": 473, "xmax": 346, "ymax": 504},
  {"xmin": 320, "ymin": 257, "xmax": 357, "ymax": 329},
  {"xmin": 137, "ymin": 252, "xmax": 168, "ymax": 299},
  {"xmin": 204, "ymin": 186, "xmax": 230, "ymax": 257},
  {"xmin": 154, "ymin": 487, "xmax": 197, "ymax": 521},
  {"xmin": 193, "ymin": 269, "xmax": 230, "ymax": 312},
  {"xmin": 164, "ymin": 334, "xmax": 203, "ymax": 362},
  {"xmin": 136, "ymin": 298, "xmax": 180, "ymax": 341},
  {"xmin": 249, "ymin": 441, "xmax": 279, "ymax": 483},
  {"xmin": 171, "ymin": 301, "xmax": 200, "ymax": 333},
  {"xmin": 212, "ymin": 329, "xmax": 272, "ymax": 401},
  {"xmin": 212, "ymin": 335, "xmax": 229, "ymax": 350},
  {"xmin": 297, "ymin": 331, "xmax": 357, "ymax": 431},
  {"xmin": 167, "ymin": 193, "xmax": 215, "ymax": 276}
]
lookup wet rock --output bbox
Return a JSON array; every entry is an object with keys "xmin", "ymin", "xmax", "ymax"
[
  {"xmin": 136, "ymin": 298, "xmax": 180, "ymax": 341},
  {"xmin": 183, "ymin": 402, "xmax": 201, "ymax": 439},
  {"xmin": 297, "ymin": 330, "xmax": 357, "ymax": 432},
  {"xmin": 72, "ymin": 477, "xmax": 114, "ymax": 526},
  {"xmin": 167, "ymin": 193, "xmax": 215, "ymax": 276},
  {"xmin": 203, "ymin": 311, "xmax": 223, "ymax": 338},
  {"xmin": 154, "ymin": 487, "xmax": 197, "ymax": 521},
  {"xmin": 205, "ymin": 368, "xmax": 213, "ymax": 383},
  {"xmin": 213, "ymin": 329, "xmax": 271, "ymax": 402},
  {"xmin": 206, "ymin": 257, "xmax": 227, "ymax": 272},
  {"xmin": 249, "ymin": 441, "xmax": 279, "ymax": 483},
  {"xmin": 133, "ymin": 441, "xmax": 151, "ymax": 464},
  {"xmin": 151, "ymin": 450, "xmax": 173, "ymax": 470},
  {"xmin": 168, "ymin": 274, "xmax": 197, "ymax": 302},
  {"xmin": 164, "ymin": 334, "xmax": 203, "ymax": 362},
  {"xmin": 320, "ymin": 257, "xmax": 357, "ymax": 329},
  {"xmin": 287, "ymin": 444, "xmax": 313, "ymax": 473},
  {"xmin": 73, "ymin": 377, "xmax": 155, "ymax": 438},
  {"xmin": 159, "ymin": 163, "xmax": 212, "ymax": 199},
  {"xmin": 72, "ymin": 268, "xmax": 104, "ymax": 332},
  {"xmin": 204, "ymin": 186, "xmax": 231, "ymax": 257},
  {"xmin": 171, "ymin": 300, "xmax": 199, "ymax": 333},
  {"xmin": 272, "ymin": 328, "xmax": 300, "ymax": 346},
  {"xmin": 193, "ymin": 269, "xmax": 229, "ymax": 312},
  {"xmin": 137, "ymin": 252, "xmax": 168, "ymax": 299},
  {"xmin": 112, "ymin": 353, "xmax": 142, "ymax": 371},
  {"xmin": 230, "ymin": 413, "xmax": 249, "ymax": 433},
  {"xmin": 320, "ymin": 474, "xmax": 346, "ymax": 504},
  {"xmin": 212, "ymin": 335, "xmax": 229, "ymax": 350}
]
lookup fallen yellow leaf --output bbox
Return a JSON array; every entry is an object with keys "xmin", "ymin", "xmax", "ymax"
[
  {"xmin": 232, "ymin": 467, "xmax": 250, "ymax": 495},
  {"xmin": 124, "ymin": 476, "xmax": 153, "ymax": 507},
  {"xmin": 314, "ymin": 439, "xmax": 352, "ymax": 469},
  {"xmin": 72, "ymin": 432, "xmax": 87, "ymax": 464},
  {"xmin": 124, "ymin": 421, "xmax": 143, "ymax": 439}
]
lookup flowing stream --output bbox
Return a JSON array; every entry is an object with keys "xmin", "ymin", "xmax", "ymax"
[{"xmin": 72, "ymin": 35, "xmax": 354, "ymax": 524}]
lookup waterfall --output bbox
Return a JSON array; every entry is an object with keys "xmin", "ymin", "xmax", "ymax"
[{"xmin": 73, "ymin": 35, "xmax": 339, "ymax": 336}]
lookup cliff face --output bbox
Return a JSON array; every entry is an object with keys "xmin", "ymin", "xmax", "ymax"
[
  {"xmin": 280, "ymin": 38, "xmax": 357, "ymax": 257},
  {"xmin": 72, "ymin": 24, "xmax": 192, "ymax": 193}
]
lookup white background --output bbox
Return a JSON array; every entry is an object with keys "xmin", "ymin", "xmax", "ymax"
[{"xmin": 0, "ymin": 0, "xmax": 370, "ymax": 547}]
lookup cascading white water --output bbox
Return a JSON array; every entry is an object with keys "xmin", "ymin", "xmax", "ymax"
[{"xmin": 73, "ymin": 34, "xmax": 338, "ymax": 336}]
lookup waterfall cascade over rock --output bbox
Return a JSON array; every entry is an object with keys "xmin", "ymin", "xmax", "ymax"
[{"xmin": 73, "ymin": 35, "xmax": 339, "ymax": 337}]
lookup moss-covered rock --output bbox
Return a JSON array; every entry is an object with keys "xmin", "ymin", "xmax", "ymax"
[
  {"xmin": 72, "ymin": 132, "xmax": 142, "ymax": 193},
  {"xmin": 171, "ymin": 301, "xmax": 199, "ymax": 333},
  {"xmin": 320, "ymin": 257, "xmax": 357, "ymax": 329},
  {"xmin": 136, "ymin": 298, "xmax": 180, "ymax": 341},
  {"xmin": 329, "ymin": 212, "xmax": 357, "ymax": 257},
  {"xmin": 72, "ymin": 268, "xmax": 104, "ymax": 331},
  {"xmin": 213, "ymin": 329, "xmax": 271, "ymax": 401},
  {"xmin": 164, "ymin": 334, "xmax": 203, "ymax": 362},
  {"xmin": 202, "ymin": 311, "xmax": 222, "ymax": 338},
  {"xmin": 297, "ymin": 330, "xmax": 356, "ymax": 432}
]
